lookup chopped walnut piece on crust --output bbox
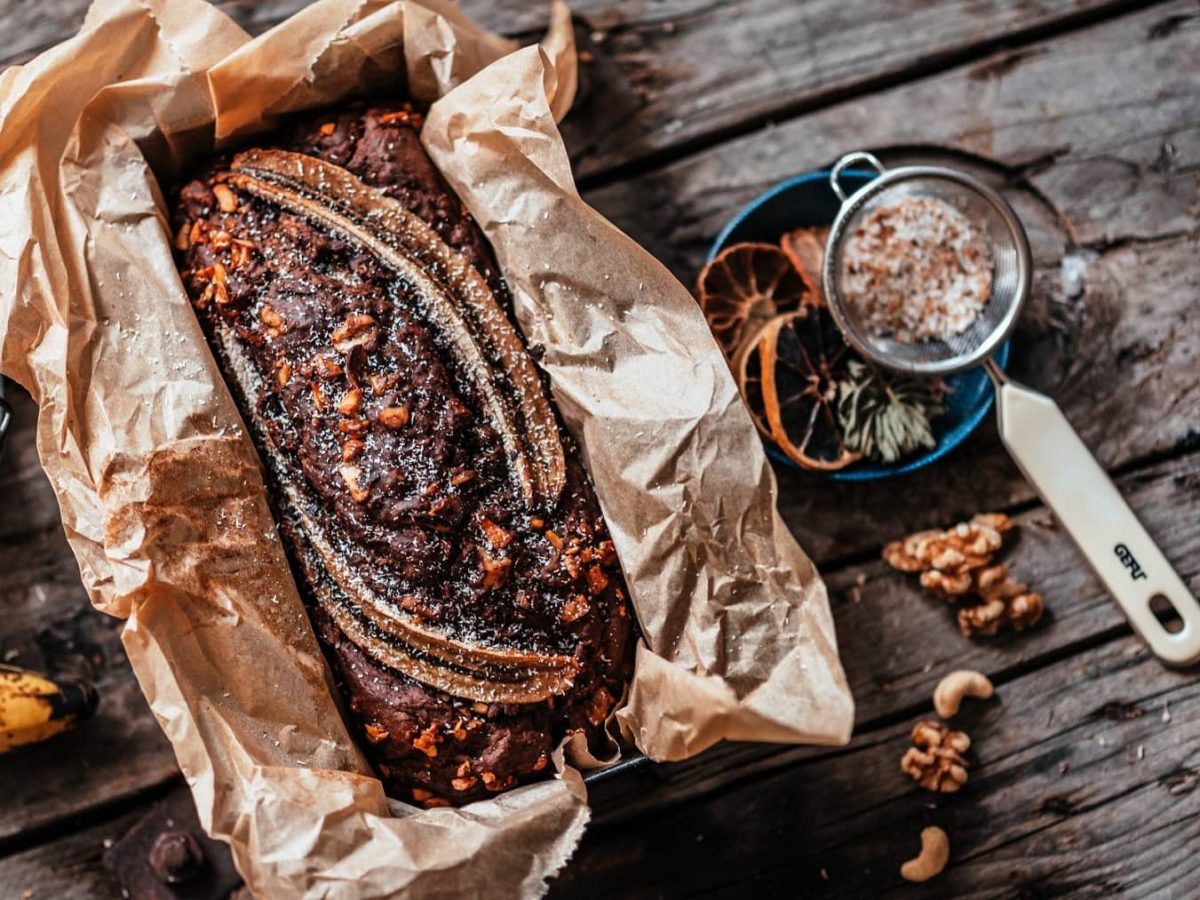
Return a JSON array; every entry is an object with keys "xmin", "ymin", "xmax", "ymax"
[
  {"xmin": 450, "ymin": 761, "xmax": 478, "ymax": 791},
  {"xmin": 332, "ymin": 313, "xmax": 378, "ymax": 352},
  {"xmin": 230, "ymin": 238, "xmax": 255, "ymax": 270},
  {"xmin": 587, "ymin": 687, "xmax": 614, "ymax": 726},
  {"xmin": 562, "ymin": 594, "xmax": 590, "ymax": 624},
  {"xmin": 483, "ymin": 772, "xmax": 515, "ymax": 793},
  {"xmin": 212, "ymin": 183, "xmax": 238, "ymax": 213},
  {"xmin": 338, "ymin": 417, "xmax": 370, "ymax": 437},
  {"xmin": 378, "ymin": 405, "xmax": 410, "ymax": 429},
  {"xmin": 412, "ymin": 726, "xmax": 440, "ymax": 758},
  {"xmin": 364, "ymin": 723, "xmax": 390, "ymax": 744},
  {"xmin": 310, "ymin": 382, "xmax": 327, "ymax": 412},
  {"xmin": 259, "ymin": 303, "xmax": 285, "ymax": 333},
  {"xmin": 339, "ymin": 464, "xmax": 370, "ymax": 502},
  {"xmin": 478, "ymin": 516, "xmax": 513, "ymax": 548},
  {"xmin": 586, "ymin": 565, "xmax": 610, "ymax": 597},
  {"xmin": 901, "ymin": 720, "xmax": 971, "ymax": 793},
  {"xmin": 315, "ymin": 355, "xmax": 344, "ymax": 379},
  {"xmin": 477, "ymin": 547, "xmax": 512, "ymax": 591},
  {"xmin": 379, "ymin": 108, "xmax": 424, "ymax": 127},
  {"xmin": 338, "ymin": 387, "xmax": 363, "ymax": 416},
  {"xmin": 413, "ymin": 789, "xmax": 451, "ymax": 809}
]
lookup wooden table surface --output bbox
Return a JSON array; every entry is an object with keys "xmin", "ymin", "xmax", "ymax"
[{"xmin": 2, "ymin": 0, "xmax": 1198, "ymax": 897}]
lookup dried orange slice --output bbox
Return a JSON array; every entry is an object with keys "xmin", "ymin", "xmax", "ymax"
[
  {"xmin": 780, "ymin": 226, "xmax": 830, "ymax": 301},
  {"xmin": 758, "ymin": 308, "xmax": 860, "ymax": 471},
  {"xmin": 696, "ymin": 243, "xmax": 812, "ymax": 357},
  {"xmin": 731, "ymin": 323, "xmax": 772, "ymax": 440}
]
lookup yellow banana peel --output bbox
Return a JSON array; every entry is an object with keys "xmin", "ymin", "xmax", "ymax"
[{"xmin": 0, "ymin": 663, "xmax": 99, "ymax": 753}]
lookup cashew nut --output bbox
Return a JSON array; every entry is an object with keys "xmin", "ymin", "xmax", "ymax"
[
  {"xmin": 933, "ymin": 669, "xmax": 994, "ymax": 718},
  {"xmin": 900, "ymin": 826, "xmax": 950, "ymax": 883}
]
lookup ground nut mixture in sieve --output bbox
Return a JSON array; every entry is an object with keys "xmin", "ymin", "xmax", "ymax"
[{"xmin": 842, "ymin": 195, "xmax": 993, "ymax": 342}]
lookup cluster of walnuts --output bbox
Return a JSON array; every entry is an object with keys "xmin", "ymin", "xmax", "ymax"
[{"xmin": 883, "ymin": 512, "xmax": 1045, "ymax": 636}]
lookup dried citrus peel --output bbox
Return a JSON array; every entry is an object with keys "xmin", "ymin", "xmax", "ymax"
[
  {"xmin": 756, "ymin": 311, "xmax": 861, "ymax": 471},
  {"xmin": 696, "ymin": 242, "xmax": 812, "ymax": 357}
]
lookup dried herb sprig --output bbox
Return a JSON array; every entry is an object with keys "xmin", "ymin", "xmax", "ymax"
[{"xmin": 837, "ymin": 360, "xmax": 946, "ymax": 463}]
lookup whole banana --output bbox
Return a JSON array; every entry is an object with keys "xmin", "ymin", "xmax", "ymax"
[{"xmin": 0, "ymin": 663, "xmax": 98, "ymax": 753}]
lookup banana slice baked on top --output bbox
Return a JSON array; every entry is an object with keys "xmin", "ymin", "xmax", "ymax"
[{"xmin": 172, "ymin": 102, "xmax": 636, "ymax": 808}]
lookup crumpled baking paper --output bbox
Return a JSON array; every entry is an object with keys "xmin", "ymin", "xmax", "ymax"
[{"xmin": 0, "ymin": 0, "xmax": 853, "ymax": 896}]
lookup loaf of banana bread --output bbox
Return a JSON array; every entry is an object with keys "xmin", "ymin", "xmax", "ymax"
[{"xmin": 172, "ymin": 101, "xmax": 635, "ymax": 807}]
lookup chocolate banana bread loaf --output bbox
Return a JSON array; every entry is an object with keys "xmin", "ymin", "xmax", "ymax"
[{"xmin": 172, "ymin": 102, "xmax": 635, "ymax": 807}]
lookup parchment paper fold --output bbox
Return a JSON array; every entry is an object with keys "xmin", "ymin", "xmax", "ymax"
[{"xmin": 0, "ymin": 0, "xmax": 853, "ymax": 896}]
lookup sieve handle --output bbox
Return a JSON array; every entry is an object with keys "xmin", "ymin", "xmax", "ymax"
[
  {"xmin": 988, "ymin": 363, "xmax": 1200, "ymax": 666},
  {"xmin": 830, "ymin": 151, "xmax": 886, "ymax": 202}
]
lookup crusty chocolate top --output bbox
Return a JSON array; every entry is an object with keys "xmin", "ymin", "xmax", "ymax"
[{"xmin": 171, "ymin": 102, "xmax": 634, "ymax": 802}]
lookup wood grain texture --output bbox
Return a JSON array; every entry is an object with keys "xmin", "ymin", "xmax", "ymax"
[
  {"xmin": 583, "ymin": 449, "xmax": 1200, "ymax": 828},
  {"xmin": 584, "ymin": 0, "xmax": 1200, "ymax": 563},
  {"xmin": 0, "ymin": 0, "xmax": 1156, "ymax": 183},
  {"xmin": 0, "ymin": 0, "xmax": 1198, "ymax": 897},
  {"xmin": 561, "ymin": 0, "xmax": 1155, "ymax": 180},
  {"xmin": 554, "ymin": 634, "xmax": 1200, "ymax": 898},
  {"xmin": 0, "ymin": 807, "xmax": 143, "ymax": 899},
  {"xmin": 0, "ymin": 391, "xmax": 179, "ymax": 852}
]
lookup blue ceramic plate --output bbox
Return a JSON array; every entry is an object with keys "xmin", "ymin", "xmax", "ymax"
[{"xmin": 708, "ymin": 169, "xmax": 1008, "ymax": 481}]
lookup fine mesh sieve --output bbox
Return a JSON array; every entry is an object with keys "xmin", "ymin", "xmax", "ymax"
[
  {"xmin": 821, "ymin": 151, "xmax": 1030, "ymax": 377},
  {"xmin": 816, "ymin": 151, "xmax": 1200, "ymax": 667}
]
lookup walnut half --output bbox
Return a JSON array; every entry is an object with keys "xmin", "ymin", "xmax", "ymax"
[
  {"xmin": 901, "ymin": 720, "xmax": 971, "ymax": 793},
  {"xmin": 957, "ymin": 563, "xmax": 1045, "ymax": 636}
]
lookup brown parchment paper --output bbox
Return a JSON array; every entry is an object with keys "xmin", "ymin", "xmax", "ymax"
[{"xmin": 0, "ymin": 0, "xmax": 852, "ymax": 896}]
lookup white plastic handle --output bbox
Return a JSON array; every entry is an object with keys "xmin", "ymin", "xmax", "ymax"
[{"xmin": 990, "ymin": 364, "xmax": 1200, "ymax": 666}]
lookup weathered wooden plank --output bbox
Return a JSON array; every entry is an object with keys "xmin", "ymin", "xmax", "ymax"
[
  {"xmin": 584, "ymin": 449, "xmax": 1200, "ymax": 827},
  {"xmin": 0, "ymin": 388, "xmax": 1153, "ymax": 879},
  {"xmin": 9, "ymin": 327, "xmax": 1196, "ymax": 858},
  {"xmin": 0, "ymin": 807, "xmax": 142, "ymax": 900},
  {"xmin": 1, "ymin": 1, "xmax": 1196, "ymax": 888},
  {"xmin": 562, "ymin": 0, "xmax": 1159, "ymax": 180},
  {"xmin": 0, "ymin": 0, "xmax": 1163, "ymax": 184},
  {"xmin": 553, "ymin": 633, "xmax": 1200, "ymax": 898},
  {"xmin": 7, "ymin": 624, "xmax": 1193, "ymax": 898},
  {"xmin": 0, "ymin": 0, "xmax": 674, "ymax": 66},
  {"xmin": 0, "ymin": 388, "xmax": 179, "ymax": 851},
  {"xmin": 584, "ymin": 0, "xmax": 1200, "ymax": 563}
]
